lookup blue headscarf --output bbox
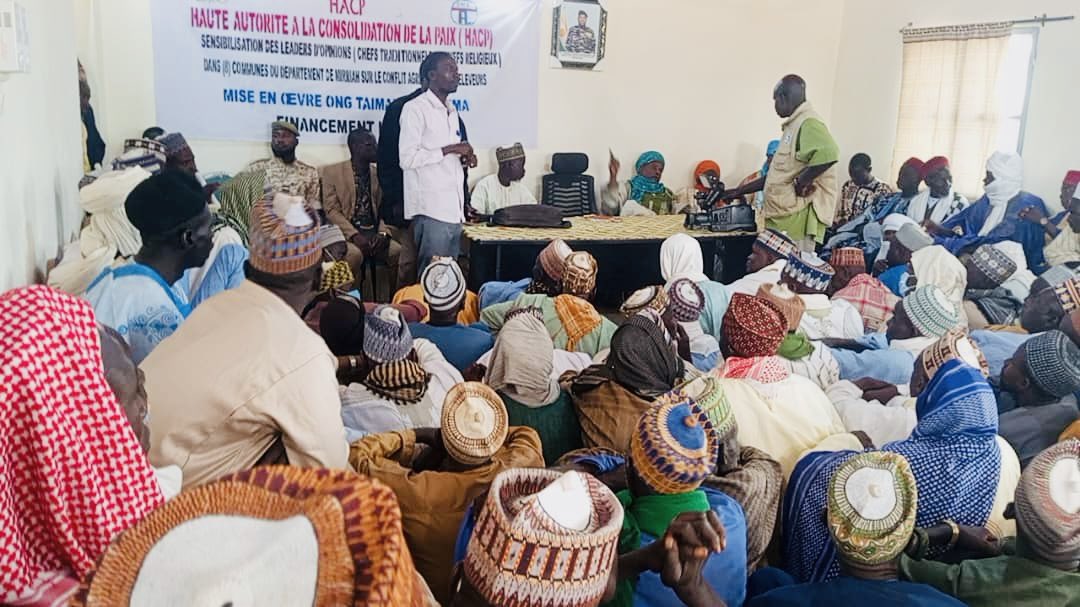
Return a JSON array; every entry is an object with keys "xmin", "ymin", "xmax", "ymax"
[
  {"xmin": 878, "ymin": 264, "xmax": 912, "ymax": 297},
  {"xmin": 782, "ymin": 360, "xmax": 1001, "ymax": 582},
  {"xmin": 762, "ymin": 140, "xmax": 781, "ymax": 176},
  {"xmin": 629, "ymin": 151, "xmax": 668, "ymax": 202}
]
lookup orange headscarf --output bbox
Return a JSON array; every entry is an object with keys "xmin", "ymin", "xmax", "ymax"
[{"xmin": 694, "ymin": 160, "xmax": 722, "ymax": 192}]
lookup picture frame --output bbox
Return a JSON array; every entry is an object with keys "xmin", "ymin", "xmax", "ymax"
[{"xmin": 549, "ymin": 0, "xmax": 608, "ymax": 70}]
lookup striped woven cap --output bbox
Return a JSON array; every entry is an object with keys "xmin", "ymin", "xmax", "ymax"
[
  {"xmin": 441, "ymin": 382, "xmax": 509, "ymax": 466},
  {"xmin": 248, "ymin": 194, "xmax": 322, "ymax": 275},
  {"xmin": 1014, "ymin": 439, "xmax": 1080, "ymax": 569}
]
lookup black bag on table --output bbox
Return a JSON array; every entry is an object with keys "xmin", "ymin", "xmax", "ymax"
[{"xmin": 489, "ymin": 204, "xmax": 572, "ymax": 228}]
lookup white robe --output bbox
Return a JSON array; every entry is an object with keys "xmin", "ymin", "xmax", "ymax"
[{"xmin": 796, "ymin": 295, "xmax": 864, "ymax": 340}]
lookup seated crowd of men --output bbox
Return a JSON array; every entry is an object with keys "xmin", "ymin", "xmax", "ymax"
[{"xmin": 6, "ymin": 60, "xmax": 1080, "ymax": 607}]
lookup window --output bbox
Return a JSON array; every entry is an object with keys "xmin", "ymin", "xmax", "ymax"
[{"xmin": 993, "ymin": 29, "xmax": 1038, "ymax": 155}]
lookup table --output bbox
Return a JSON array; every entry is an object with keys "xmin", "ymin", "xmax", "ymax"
[{"xmin": 463, "ymin": 215, "xmax": 756, "ymax": 305}]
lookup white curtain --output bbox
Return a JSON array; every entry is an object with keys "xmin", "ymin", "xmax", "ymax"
[{"xmin": 891, "ymin": 22, "xmax": 1013, "ymax": 198}]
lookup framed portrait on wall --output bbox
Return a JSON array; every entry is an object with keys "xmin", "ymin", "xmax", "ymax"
[{"xmin": 550, "ymin": 0, "xmax": 607, "ymax": 70}]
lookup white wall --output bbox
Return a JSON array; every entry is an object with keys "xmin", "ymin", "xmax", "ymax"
[
  {"xmin": 0, "ymin": 0, "xmax": 83, "ymax": 290},
  {"xmin": 831, "ymin": 0, "xmax": 1080, "ymax": 208},
  {"xmin": 76, "ymin": 0, "xmax": 845, "ymax": 199}
]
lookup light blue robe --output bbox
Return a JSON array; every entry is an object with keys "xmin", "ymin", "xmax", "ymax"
[
  {"xmin": 85, "ymin": 263, "xmax": 191, "ymax": 364},
  {"xmin": 828, "ymin": 332, "xmax": 917, "ymax": 384}
]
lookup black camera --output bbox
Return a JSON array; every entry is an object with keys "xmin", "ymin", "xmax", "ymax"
[
  {"xmin": 684, "ymin": 202, "xmax": 757, "ymax": 233},
  {"xmin": 693, "ymin": 172, "xmax": 726, "ymax": 211}
]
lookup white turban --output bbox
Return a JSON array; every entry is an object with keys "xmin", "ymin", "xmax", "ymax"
[{"xmin": 980, "ymin": 152, "xmax": 1024, "ymax": 236}]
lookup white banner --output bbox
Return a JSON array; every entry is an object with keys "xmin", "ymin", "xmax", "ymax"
[{"xmin": 150, "ymin": 0, "xmax": 540, "ymax": 146}]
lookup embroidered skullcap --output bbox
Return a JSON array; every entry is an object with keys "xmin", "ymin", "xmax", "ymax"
[
  {"xmin": 1041, "ymin": 265, "xmax": 1078, "ymax": 288},
  {"xmin": 124, "ymin": 170, "xmax": 206, "ymax": 237},
  {"xmin": 971, "ymin": 244, "xmax": 1018, "ymax": 287},
  {"xmin": 420, "ymin": 257, "xmax": 467, "ymax": 312},
  {"xmin": 901, "ymin": 285, "xmax": 958, "ymax": 338},
  {"xmin": 620, "ymin": 285, "xmax": 668, "ymax": 318},
  {"xmin": 157, "ymin": 132, "xmax": 190, "ymax": 157},
  {"xmin": 754, "ymin": 228, "xmax": 799, "ymax": 259},
  {"xmin": 895, "ymin": 223, "xmax": 933, "ymax": 253},
  {"xmin": 1022, "ymin": 330, "xmax": 1080, "ymax": 399},
  {"xmin": 783, "ymin": 252, "xmax": 835, "ymax": 293},
  {"xmin": 921, "ymin": 156, "xmax": 950, "ymax": 180},
  {"xmin": 247, "ymin": 194, "xmax": 322, "ymax": 275},
  {"xmin": 1054, "ymin": 277, "xmax": 1080, "ymax": 312},
  {"xmin": 755, "ymin": 283, "xmax": 805, "ymax": 331},
  {"xmin": 561, "ymin": 251, "xmax": 598, "ymax": 298},
  {"xmin": 73, "ymin": 466, "xmax": 425, "ymax": 607},
  {"xmin": 463, "ymin": 469, "xmax": 622, "ymax": 607},
  {"xmin": 440, "ymin": 382, "xmax": 509, "ymax": 466},
  {"xmin": 318, "ymin": 224, "xmax": 346, "ymax": 249},
  {"xmin": 831, "ymin": 247, "xmax": 865, "ymax": 270},
  {"xmin": 272, "ymin": 120, "xmax": 299, "ymax": 136},
  {"xmin": 363, "ymin": 305, "xmax": 413, "ymax": 364},
  {"xmin": 1013, "ymin": 439, "xmax": 1080, "ymax": 569},
  {"xmin": 630, "ymin": 398, "xmax": 717, "ymax": 495},
  {"xmin": 722, "ymin": 293, "xmax": 786, "ymax": 357},
  {"xmin": 495, "ymin": 143, "xmax": 525, "ymax": 164},
  {"xmin": 538, "ymin": 239, "xmax": 573, "ymax": 282},
  {"xmin": 1064, "ymin": 171, "xmax": 1080, "ymax": 187},
  {"xmin": 828, "ymin": 451, "xmax": 918, "ymax": 566},
  {"xmin": 667, "ymin": 278, "xmax": 705, "ymax": 323},
  {"xmin": 661, "ymin": 377, "xmax": 736, "ymax": 441},
  {"xmin": 919, "ymin": 327, "xmax": 989, "ymax": 381}
]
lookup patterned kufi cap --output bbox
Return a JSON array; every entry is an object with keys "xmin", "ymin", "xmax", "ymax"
[
  {"xmin": 112, "ymin": 139, "xmax": 167, "ymax": 175},
  {"xmin": 1054, "ymin": 277, "xmax": 1080, "ymax": 313},
  {"xmin": 421, "ymin": 257, "xmax": 467, "ymax": 312},
  {"xmin": 1013, "ymin": 439, "xmax": 1080, "ymax": 569},
  {"xmin": 561, "ymin": 251, "xmax": 598, "ymax": 298},
  {"xmin": 463, "ymin": 469, "xmax": 622, "ymax": 607},
  {"xmin": 363, "ymin": 306, "xmax": 413, "ymax": 364},
  {"xmin": 754, "ymin": 229, "xmax": 799, "ymax": 259},
  {"xmin": 755, "ymin": 283, "xmax": 805, "ymax": 331},
  {"xmin": 919, "ymin": 327, "xmax": 989, "ymax": 381},
  {"xmin": 157, "ymin": 132, "xmax": 190, "ymax": 156},
  {"xmin": 667, "ymin": 279, "xmax": 705, "ymax": 323},
  {"xmin": 630, "ymin": 398, "xmax": 717, "ymax": 495},
  {"xmin": 1022, "ymin": 330, "xmax": 1080, "ymax": 399},
  {"xmin": 828, "ymin": 452, "xmax": 918, "ymax": 566},
  {"xmin": 721, "ymin": 293, "xmax": 787, "ymax": 357},
  {"xmin": 73, "ymin": 466, "xmax": 425, "ymax": 607},
  {"xmin": 901, "ymin": 285, "xmax": 958, "ymax": 338},
  {"xmin": 971, "ymin": 244, "xmax": 1017, "ymax": 287},
  {"xmin": 537, "ymin": 239, "xmax": 573, "ymax": 282},
  {"xmin": 495, "ymin": 143, "xmax": 525, "ymax": 164},
  {"xmin": 620, "ymin": 285, "xmax": 669, "ymax": 318},
  {"xmin": 248, "ymin": 194, "xmax": 322, "ymax": 275},
  {"xmin": 441, "ymin": 382, "xmax": 509, "ymax": 466},
  {"xmin": 660, "ymin": 377, "xmax": 736, "ymax": 441},
  {"xmin": 831, "ymin": 247, "xmax": 866, "ymax": 270},
  {"xmin": 783, "ymin": 252, "xmax": 835, "ymax": 293}
]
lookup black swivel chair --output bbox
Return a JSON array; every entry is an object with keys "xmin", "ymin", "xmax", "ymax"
[{"xmin": 541, "ymin": 153, "xmax": 596, "ymax": 217}]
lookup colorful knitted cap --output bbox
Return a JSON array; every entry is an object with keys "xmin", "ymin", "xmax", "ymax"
[
  {"xmin": 1013, "ymin": 439, "xmax": 1080, "ymax": 570},
  {"xmin": 561, "ymin": 251, "xmax": 598, "ymax": 298},
  {"xmin": 1054, "ymin": 277, "xmax": 1080, "ymax": 313},
  {"xmin": 754, "ymin": 229, "xmax": 799, "ymax": 259},
  {"xmin": 441, "ymin": 382, "xmax": 509, "ymax": 466},
  {"xmin": 755, "ymin": 283, "xmax": 806, "ymax": 331},
  {"xmin": 971, "ymin": 244, "xmax": 1017, "ymax": 287},
  {"xmin": 667, "ymin": 279, "xmax": 705, "ymax": 323},
  {"xmin": 420, "ymin": 256, "xmax": 467, "ymax": 312},
  {"xmin": 73, "ymin": 466, "xmax": 425, "ymax": 607},
  {"xmin": 783, "ymin": 252, "xmax": 835, "ymax": 293},
  {"xmin": 248, "ymin": 194, "xmax": 322, "ymax": 275},
  {"xmin": 537, "ymin": 239, "xmax": 573, "ymax": 282},
  {"xmin": 828, "ymin": 451, "xmax": 918, "ymax": 566},
  {"xmin": 620, "ymin": 285, "xmax": 669, "ymax": 318},
  {"xmin": 630, "ymin": 398, "xmax": 717, "ymax": 495},
  {"xmin": 463, "ymin": 469, "xmax": 622, "ymax": 607},
  {"xmin": 831, "ymin": 247, "xmax": 866, "ymax": 270},
  {"xmin": 1022, "ymin": 330, "xmax": 1080, "ymax": 399},
  {"xmin": 722, "ymin": 293, "xmax": 787, "ymax": 357},
  {"xmin": 363, "ymin": 305, "xmax": 413, "ymax": 364},
  {"xmin": 901, "ymin": 285, "xmax": 958, "ymax": 338},
  {"xmin": 919, "ymin": 327, "xmax": 989, "ymax": 381},
  {"xmin": 661, "ymin": 376, "xmax": 736, "ymax": 441}
]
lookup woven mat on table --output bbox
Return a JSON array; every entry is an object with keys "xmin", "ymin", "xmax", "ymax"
[{"xmin": 463, "ymin": 214, "xmax": 754, "ymax": 243}]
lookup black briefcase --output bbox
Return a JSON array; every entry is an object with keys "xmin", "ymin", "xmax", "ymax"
[{"xmin": 489, "ymin": 204, "xmax": 572, "ymax": 228}]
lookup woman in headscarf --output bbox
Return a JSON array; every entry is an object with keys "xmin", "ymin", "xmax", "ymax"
[
  {"xmin": 910, "ymin": 244, "xmax": 969, "ymax": 326},
  {"xmin": 566, "ymin": 312, "xmax": 685, "ymax": 452},
  {"xmin": 738, "ymin": 140, "xmax": 780, "ymax": 218},
  {"xmin": 602, "ymin": 151, "xmax": 686, "ymax": 216},
  {"xmin": 483, "ymin": 308, "xmax": 582, "ymax": 464},
  {"xmin": 934, "ymin": 152, "xmax": 1051, "ymax": 275},
  {"xmin": 660, "ymin": 233, "xmax": 732, "ymax": 341},
  {"xmin": 783, "ymin": 359, "xmax": 1014, "ymax": 583},
  {"xmin": 1, "ymin": 286, "xmax": 164, "ymax": 605}
]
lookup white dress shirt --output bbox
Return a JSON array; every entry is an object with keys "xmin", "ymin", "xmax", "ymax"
[
  {"xmin": 399, "ymin": 90, "xmax": 466, "ymax": 224},
  {"xmin": 470, "ymin": 174, "xmax": 538, "ymax": 215}
]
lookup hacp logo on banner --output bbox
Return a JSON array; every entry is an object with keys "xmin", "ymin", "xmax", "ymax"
[{"xmin": 450, "ymin": 1, "xmax": 478, "ymax": 26}]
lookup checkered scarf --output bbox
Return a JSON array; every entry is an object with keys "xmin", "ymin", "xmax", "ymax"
[
  {"xmin": 319, "ymin": 260, "xmax": 355, "ymax": 293},
  {"xmin": 553, "ymin": 294, "xmax": 602, "ymax": 352},
  {"xmin": 833, "ymin": 274, "xmax": 899, "ymax": 333}
]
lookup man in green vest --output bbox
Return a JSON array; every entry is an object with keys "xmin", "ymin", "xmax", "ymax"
[{"xmin": 727, "ymin": 75, "xmax": 840, "ymax": 250}]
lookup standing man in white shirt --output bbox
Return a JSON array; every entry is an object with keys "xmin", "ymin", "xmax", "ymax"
[
  {"xmin": 399, "ymin": 52, "xmax": 478, "ymax": 278},
  {"xmin": 470, "ymin": 143, "xmax": 537, "ymax": 217}
]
